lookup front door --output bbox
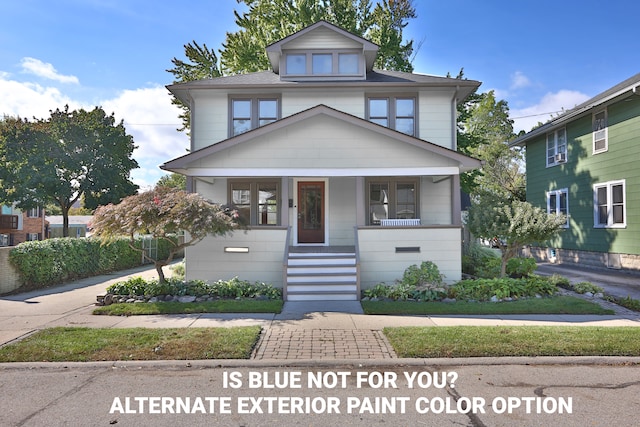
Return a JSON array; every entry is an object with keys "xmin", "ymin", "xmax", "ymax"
[{"xmin": 297, "ymin": 181, "xmax": 325, "ymax": 244}]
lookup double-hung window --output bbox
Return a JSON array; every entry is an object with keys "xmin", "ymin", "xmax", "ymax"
[
  {"xmin": 230, "ymin": 97, "xmax": 279, "ymax": 136},
  {"xmin": 593, "ymin": 109, "xmax": 608, "ymax": 154},
  {"xmin": 27, "ymin": 207, "xmax": 41, "ymax": 218},
  {"xmin": 547, "ymin": 188, "xmax": 569, "ymax": 227},
  {"xmin": 546, "ymin": 128, "xmax": 567, "ymax": 166},
  {"xmin": 594, "ymin": 180, "xmax": 625, "ymax": 228},
  {"xmin": 367, "ymin": 96, "xmax": 416, "ymax": 136},
  {"xmin": 229, "ymin": 180, "xmax": 280, "ymax": 226},
  {"xmin": 367, "ymin": 178, "xmax": 418, "ymax": 225}
]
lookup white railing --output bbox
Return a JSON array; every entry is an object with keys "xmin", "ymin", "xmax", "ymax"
[{"xmin": 380, "ymin": 218, "xmax": 421, "ymax": 226}]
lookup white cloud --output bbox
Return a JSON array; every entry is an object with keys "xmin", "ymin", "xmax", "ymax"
[
  {"xmin": 510, "ymin": 71, "xmax": 531, "ymax": 90},
  {"xmin": 100, "ymin": 86, "xmax": 188, "ymax": 189},
  {"xmin": 0, "ymin": 76, "xmax": 78, "ymax": 118},
  {"xmin": 20, "ymin": 57, "xmax": 79, "ymax": 84},
  {"xmin": 510, "ymin": 90, "xmax": 591, "ymax": 133}
]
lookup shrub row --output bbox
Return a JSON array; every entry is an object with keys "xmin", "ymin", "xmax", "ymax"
[
  {"xmin": 9, "ymin": 236, "xmax": 178, "ymax": 289},
  {"xmin": 106, "ymin": 276, "xmax": 282, "ymax": 300}
]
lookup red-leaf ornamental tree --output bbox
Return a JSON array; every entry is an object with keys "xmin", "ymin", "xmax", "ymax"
[{"xmin": 92, "ymin": 186, "xmax": 240, "ymax": 282}]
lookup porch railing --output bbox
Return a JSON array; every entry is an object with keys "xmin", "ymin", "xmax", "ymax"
[{"xmin": 380, "ymin": 218, "xmax": 421, "ymax": 226}]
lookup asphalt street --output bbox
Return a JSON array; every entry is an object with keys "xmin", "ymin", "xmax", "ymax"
[{"xmin": 1, "ymin": 361, "xmax": 639, "ymax": 426}]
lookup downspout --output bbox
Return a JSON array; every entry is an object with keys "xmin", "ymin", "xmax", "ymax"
[
  {"xmin": 451, "ymin": 85, "xmax": 459, "ymax": 150},
  {"xmin": 451, "ymin": 86, "xmax": 461, "ymax": 225}
]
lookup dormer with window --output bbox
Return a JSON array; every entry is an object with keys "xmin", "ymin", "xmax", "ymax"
[{"xmin": 266, "ymin": 21, "xmax": 378, "ymax": 81}]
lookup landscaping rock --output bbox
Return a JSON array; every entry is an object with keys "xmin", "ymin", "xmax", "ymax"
[
  {"xmin": 178, "ymin": 296, "xmax": 196, "ymax": 303},
  {"xmin": 490, "ymin": 296, "xmax": 499, "ymax": 302}
]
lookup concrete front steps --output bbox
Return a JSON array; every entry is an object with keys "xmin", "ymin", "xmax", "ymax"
[{"xmin": 286, "ymin": 251, "xmax": 359, "ymax": 301}]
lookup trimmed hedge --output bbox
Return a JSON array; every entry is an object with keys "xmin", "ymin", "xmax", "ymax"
[{"xmin": 9, "ymin": 236, "xmax": 178, "ymax": 289}]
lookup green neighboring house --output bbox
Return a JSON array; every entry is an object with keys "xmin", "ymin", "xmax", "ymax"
[{"xmin": 511, "ymin": 73, "xmax": 640, "ymax": 271}]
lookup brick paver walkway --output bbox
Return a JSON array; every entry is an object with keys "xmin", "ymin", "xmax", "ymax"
[{"xmin": 252, "ymin": 329, "xmax": 397, "ymax": 360}]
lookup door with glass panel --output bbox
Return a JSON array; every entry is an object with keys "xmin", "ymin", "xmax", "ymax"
[{"xmin": 297, "ymin": 181, "xmax": 325, "ymax": 244}]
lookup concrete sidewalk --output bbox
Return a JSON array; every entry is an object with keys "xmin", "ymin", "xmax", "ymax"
[{"xmin": 1, "ymin": 263, "xmax": 640, "ymax": 360}]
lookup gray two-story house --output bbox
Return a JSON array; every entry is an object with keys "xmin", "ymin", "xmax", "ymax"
[
  {"xmin": 511, "ymin": 73, "xmax": 640, "ymax": 271},
  {"xmin": 162, "ymin": 21, "xmax": 482, "ymax": 300}
]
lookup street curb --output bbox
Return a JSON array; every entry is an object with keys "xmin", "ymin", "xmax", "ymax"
[{"xmin": 2, "ymin": 356, "xmax": 640, "ymax": 371}]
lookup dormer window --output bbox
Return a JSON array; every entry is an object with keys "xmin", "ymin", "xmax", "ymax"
[
  {"xmin": 312, "ymin": 53, "xmax": 332, "ymax": 74},
  {"xmin": 283, "ymin": 51, "xmax": 363, "ymax": 78}
]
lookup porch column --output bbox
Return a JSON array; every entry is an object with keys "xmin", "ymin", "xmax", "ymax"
[
  {"xmin": 451, "ymin": 174, "xmax": 462, "ymax": 226},
  {"xmin": 355, "ymin": 176, "xmax": 366, "ymax": 226},
  {"xmin": 281, "ymin": 176, "xmax": 290, "ymax": 227}
]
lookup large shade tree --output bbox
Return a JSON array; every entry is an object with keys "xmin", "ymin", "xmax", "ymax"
[
  {"xmin": 0, "ymin": 106, "xmax": 139, "ymax": 236},
  {"xmin": 167, "ymin": 0, "xmax": 417, "ymax": 131},
  {"xmin": 91, "ymin": 186, "xmax": 241, "ymax": 282}
]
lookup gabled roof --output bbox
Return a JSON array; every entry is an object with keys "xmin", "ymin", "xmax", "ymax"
[
  {"xmin": 265, "ymin": 20, "xmax": 379, "ymax": 73},
  {"xmin": 161, "ymin": 104, "xmax": 481, "ymax": 175},
  {"xmin": 511, "ymin": 72, "xmax": 640, "ymax": 146}
]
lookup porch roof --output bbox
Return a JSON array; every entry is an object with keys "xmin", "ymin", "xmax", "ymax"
[{"xmin": 161, "ymin": 104, "xmax": 482, "ymax": 177}]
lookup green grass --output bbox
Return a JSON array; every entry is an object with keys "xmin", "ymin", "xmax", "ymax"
[
  {"xmin": 93, "ymin": 299, "xmax": 283, "ymax": 316},
  {"xmin": 362, "ymin": 296, "xmax": 614, "ymax": 315},
  {"xmin": 0, "ymin": 326, "xmax": 262, "ymax": 362},
  {"xmin": 384, "ymin": 326, "xmax": 640, "ymax": 358}
]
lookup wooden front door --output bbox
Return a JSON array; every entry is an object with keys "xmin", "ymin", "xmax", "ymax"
[{"xmin": 297, "ymin": 181, "xmax": 325, "ymax": 244}]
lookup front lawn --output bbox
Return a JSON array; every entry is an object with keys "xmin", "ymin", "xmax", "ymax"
[
  {"xmin": 384, "ymin": 326, "xmax": 640, "ymax": 358},
  {"xmin": 0, "ymin": 326, "xmax": 262, "ymax": 362}
]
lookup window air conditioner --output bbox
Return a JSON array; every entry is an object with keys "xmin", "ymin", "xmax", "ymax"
[{"xmin": 555, "ymin": 153, "xmax": 566, "ymax": 163}]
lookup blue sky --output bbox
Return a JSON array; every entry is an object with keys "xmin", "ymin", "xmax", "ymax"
[{"xmin": 1, "ymin": 0, "xmax": 638, "ymax": 190}]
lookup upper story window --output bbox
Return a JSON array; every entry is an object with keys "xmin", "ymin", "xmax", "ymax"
[
  {"xmin": 27, "ymin": 207, "xmax": 42, "ymax": 218},
  {"xmin": 546, "ymin": 128, "xmax": 567, "ymax": 166},
  {"xmin": 547, "ymin": 188, "xmax": 569, "ymax": 228},
  {"xmin": 367, "ymin": 96, "xmax": 416, "ymax": 136},
  {"xmin": 283, "ymin": 51, "xmax": 362, "ymax": 77},
  {"xmin": 230, "ymin": 97, "xmax": 279, "ymax": 137},
  {"xmin": 594, "ymin": 180, "xmax": 625, "ymax": 228},
  {"xmin": 593, "ymin": 109, "xmax": 608, "ymax": 154}
]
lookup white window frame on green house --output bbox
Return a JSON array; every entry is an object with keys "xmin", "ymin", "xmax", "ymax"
[
  {"xmin": 593, "ymin": 179, "xmax": 626, "ymax": 228},
  {"xmin": 546, "ymin": 188, "xmax": 569, "ymax": 228},
  {"xmin": 366, "ymin": 95, "xmax": 417, "ymax": 136},
  {"xmin": 592, "ymin": 108, "xmax": 608, "ymax": 154},
  {"xmin": 546, "ymin": 128, "xmax": 567, "ymax": 167},
  {"xmin": 229, "ymin": 96, "xmax": 280, "ymax": 137}
]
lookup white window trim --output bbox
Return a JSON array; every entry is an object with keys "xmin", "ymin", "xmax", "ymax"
[
  {"xmin": 592, "ymin": 109, "xmax": 608, "ymax": 154},
  {"xmin": 593, "ymin": 179, "xmax": 626, "ymax": 228},
  {"xmin": 546, "ymin": 188, "xmax": 569, "ymax": 228},
  {"xmin": 546, "ymin": 128, "xmax": 567, "ymax": 167}
]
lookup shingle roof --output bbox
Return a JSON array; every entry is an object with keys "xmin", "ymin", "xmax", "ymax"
[{"xmin": 167, "ymin": 69, "xmax": 480, "ymax": 104}]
